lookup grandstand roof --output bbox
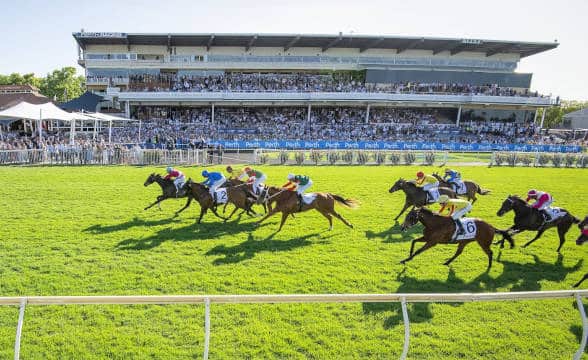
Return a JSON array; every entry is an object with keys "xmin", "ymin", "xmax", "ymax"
[{"xmin": 73, "ymin": 32, "xmax": 558, "ymax": 58}]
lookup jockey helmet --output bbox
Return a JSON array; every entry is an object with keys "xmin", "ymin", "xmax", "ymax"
[
  {"xmin": 416, "ymin": 171, "xmax": 425, "ymax": 178},
  {"xmin": 287, "ymin": 173, "xmax": 295, "ymax": 180},
  {"xmin": 438, "ymin": 195, "xmax": 450, "ymax": 203},
  {"xmin": 527, "ymin": 189, "xmax": 538, "ymax": 197},
  {"xmin": 202, "ymin": 170, "xmax": 209, "ymax": 177},
  {"xmin": 166, "ymin": 166, "xmax": 173, "ymax": 173},
  {"xmin": 226, "ymin": 165, "xmax": 233, "ymax": 173},
  {"xmin": 243, "ymin": 166, "xmax": 252, "ymax": 173}
]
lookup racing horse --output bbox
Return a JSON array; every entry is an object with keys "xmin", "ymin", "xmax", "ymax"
[
  {"xmin": 431, "ymin": 173, "xmax": 490, "ymax": 204},
  {"xmin": 573, "ymin": 216, "xmax": 588, "ymax": 288},
  {"xmin": 143, "ymin": 173, "xmax": 191, "ymax": 212},
  {"xmin": 496, "ymin": 195, "xmax": 580, "ymax": 252},
  {"xmin": 388, "ymin": 178, "xmax": 457, "ymax": 222},
  {"xmin": 222, "ymin": 178, "xmax": 271, "ymax": 214},
  {"xmin": 183, "ymin": 179, "xmax": 257, "ymax": 223},
  {"xmin": 400, "ymin": 207, "xmax": 514, "ymax": 270},
  {"xmin": 256, "ymin": 189, "xmax": 359, "ymax": 232}
]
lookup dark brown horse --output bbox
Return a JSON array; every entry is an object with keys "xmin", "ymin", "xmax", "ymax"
[
  {"xmin": 573, "ymin": 216, "xmax": 588, "ymax": 288},
  {"xmin": 389, "ymin": 178, "xmax": 457, "ymax": 222},
  {"xmin": 400, "ymin": 207, "xmax": 513, "ymax": 270},
  {"xmin": 256, "ymin": 190, "xmax": 359, "ymax": 232},
  {"xmin": 222, "ymin": 178, "xmax": 270, "ymax": 214},
  {"xmin": 143, "ymin": 173, "xmax": 191, "ymax": 213},
  {"xmin": 183, "ymin": 179, "xmax": 257, "ymax": 223},
  {"xmin": 496, "ymin": 195, "xmax": 580, "ymax": 252},
  {"xmin": 431, "ymin": 173, "xmax": 490, "ymax": 204}
]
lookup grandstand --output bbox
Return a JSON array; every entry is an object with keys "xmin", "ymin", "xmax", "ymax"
[{"xmin": 70, "ymin": 31, "xmax": 564, "ymax": 150}]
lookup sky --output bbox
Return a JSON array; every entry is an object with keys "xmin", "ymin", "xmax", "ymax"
[{"xmin": 1, "ymin": 0, "xmax": 586, "ymax": 100}]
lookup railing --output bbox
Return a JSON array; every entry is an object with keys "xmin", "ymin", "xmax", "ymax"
[
  {"xmin": 2, "ymin": 290, "xmax": 586, "ymax": 360},
  {"xmin": 0, "ymin": 149, "xmax": 215, "ymax": 166},
  {"xmin": 490, "ymin": 151, "xmax": 588, "ymax": 168},
  {"xmin": 110, "ymin": 90, "xmax": 555, "ymax": 106}
]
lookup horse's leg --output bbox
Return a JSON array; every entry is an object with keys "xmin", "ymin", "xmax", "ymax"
[
  {"xmin": 276, "ymin": 212, "xmax": 290, "ymax": 232},
  {"xmin": 555, "ymin": 219, "xmax": 573, "ymax": 253},
  {"xmin": 400, "ymin": 241, "xmax": 437, "ymax": 264},
  {"xmin": 394, "ymin": 201, "xmax": 411, "ymax": 222},
  {"xmin": 478, "ymin": 240, "xmax": 494, "ymax": 271},
  {"xmin": 197, "ymin": 207, "xmax": 206, "ymax": 224},
  {"xmin": 444, "ymin": 241, "xmax": 468, "ymax": 266},
  {"xmin": 331, "ymin": 210, "xmax": 353, "ymax": 229},
  {"xmin": 224, "ymin": 206, "xmax": 239, "ymax": 222},
  {"xmin": 317, "ymin": 210, "xmax": 333, "ymax": 230},
  {"xmin": 470, "ymin": 191, "xmax": 477, "ymax": 204},
  {"xmin": 522, "ymin": 228, "xmax": 547, "ymax": 249},
  {"xmin": 175, "ymin": 197, "xmax": 192, "ymax": 216},
  {"xmin": 257, "ymin": 207, "xmax": 279, "ymax": 225},
  {"xmin": 144, "ymin": 196, "xmax": 166, "ymax": 211},
  {"xmin": 408, "ymin": 236, "xmax": 425, "ymax": 256},
  {"xmin": 210, "ymin": 205, "xmax": 226, "ymax": 221},
  {"xmin": 222, "ymin": 203, "xmax": 229, "ymax": 214}
]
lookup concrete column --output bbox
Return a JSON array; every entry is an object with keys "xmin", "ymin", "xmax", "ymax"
[
  {"xmin": 539, "ymin": 108, "xmax": 546, "ymax": 129},
  {"xmin": 365, "ymin": 104, "xmax": 370, "ymax": 124},
  {"xmin": 307, "ymin": 103, "xmax": 312, "ymax": 123},
  {"xmin": 456, "ymin": 106, "xmax": 462, "ymax": 127},
  {"xmin": 124, "ymin": 101, "xmax": 130, "ymax": 119},
  {"xmin": 533, "ymin": 109, "xmax": 539, "ymax": 124},
  {"xmin": 211, "ymin": 103, "xmax": 215, "ymax": 125}
]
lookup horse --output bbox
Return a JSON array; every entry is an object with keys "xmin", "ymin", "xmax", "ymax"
[
  {"xmin": 143, "ymin": 173, "xmax": 191, "ymax": 213},
  {"xmin": 221, "ymin": 178, "xmax": 270, "ymax": 214},
  {"xmin": 496, "ymin": 195, "xmax": 580, "ymax": 252},
  {"xmin": 431, "ymin": 173, "xmax": 490, "ymax": 204},
  {"xmin": 181, "ymin": 179, "xmax": 251, "ymax": 223},
  {"xmin": 256, "ymin": 189, "xmax": 359, "ymax": 232},
  {"xmin": 573, "ymin": 216, "xmax": 587, "ymax": 288},
  {"xmin": 399, "ymin": 207, "xmax": 514, "ymax": 270},
  {"xmin": 388, "ymin": 178, "xmax": 457, "ymax": 222}
]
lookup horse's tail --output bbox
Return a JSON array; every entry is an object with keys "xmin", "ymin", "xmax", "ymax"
[
  {"xmin": 494, "ymin": 228, "xmax": 515, "ymax": 247},
  {"xmin": 477, "ymin": 185, "xmax": 491, "ymax": 195},
  {"xmin": 331, "ymin": 194, "xmax": 360, "ymax": 209}
]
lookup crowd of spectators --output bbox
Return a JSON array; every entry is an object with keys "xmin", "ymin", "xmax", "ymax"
[
  {"xmin": 1, "ymin": 107, "xmax": 585, "ymax": 153},
  {"xmin": 105, "ymin": 72, "xmax": 547, "ymax": 97}
]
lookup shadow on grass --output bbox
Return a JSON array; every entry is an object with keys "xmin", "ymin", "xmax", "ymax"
[
  {"xmin": 205, "ymin": 232, "xmax": 332, "ymax": 265},
  {"xmin": 364, "ymin": 223, "xmax": 422, "ymax": 244},
  {"xmin": 84, "ymin": 216, "xmax": 182, "ymax": 234},
  {"xmin": 114, "ymin": 218, "xmax": 260, "ymax": 251},
  {"xmin": 364, "ymin": 254, "xmax": 583, "ymax": 329}
]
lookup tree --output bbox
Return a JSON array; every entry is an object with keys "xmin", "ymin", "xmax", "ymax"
[
  {"xmin": 537, "ymin": 101, "xmax": 588, "ymax": 128},
  {"xmin": 0, "ymin": 72, "xmax": 42, "ymax": 88},
  {"xmin": 39, "ymin": 67, "xmax": 85, "ymax": 102}
]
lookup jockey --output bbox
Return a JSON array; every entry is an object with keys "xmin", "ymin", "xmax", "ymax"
[
  {"xmin": 415, "ymin": 171, "xmax": 439, "ymax": 202},
  {"xmin": 438, "ymin": 195, "xmax": 472, "ymax": 236},
  {"xmin": 238, "ymin": 166, "xmax": 266, "ymax": 195},
  {"xmin": 164, "ymin": 166, "xmax": 185, "ymax": 195},
  {"xmin": 226, "ymin": 165, "xmax": 235, "ymax": 179},
  {"xmin": 284, "ymin": 174, "xmax": 312, "ymax": 204},
  {"xmin": 443, "ymin": 168, "xmax": 463, "ymax": 192},
  {"xmin": 201, "ymin": 170, "xmax": 226, "ymax": 200},
  {"xmin": 526, "ymin": 189, "xmax": 554, "ymax": 221}
]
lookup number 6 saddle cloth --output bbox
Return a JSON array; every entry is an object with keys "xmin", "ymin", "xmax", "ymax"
[{"xmin": 452, "ymin": 218, "xmax": 477, "ymax": 241}]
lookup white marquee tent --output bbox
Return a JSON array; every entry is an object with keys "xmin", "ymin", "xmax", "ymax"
[{"xmin": 0, "ymin": 101, "xmax": 94, "ymax": 142}]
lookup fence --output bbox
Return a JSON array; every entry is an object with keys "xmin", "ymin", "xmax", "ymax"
[
  {"xmin": 490, "ymin": 152, "xmax": 588, "ymax": 168},
  {"xmin": 2, "ymin": 290, "xmax": 587, "ymax": 360}
]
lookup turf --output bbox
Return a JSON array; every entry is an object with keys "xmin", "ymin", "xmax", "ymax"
[{"xmin": 0, "ymin": 165, "xmax": 586, "ymax": 359}]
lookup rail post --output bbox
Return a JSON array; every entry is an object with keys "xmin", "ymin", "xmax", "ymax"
[
  {"xmin": 400, "ymin": 297, "xmax": 410, "ymax": 360},
  {"xmin": 14, "ymin": 297, "xmax": 26, "ymax": 360},
  {"xmin": 574, "ymin": 293, "xmax": 587, "ymax": 360},
  {"xmin": 203, "ymin": 298, "xmax": 211, "ymax": 360}
]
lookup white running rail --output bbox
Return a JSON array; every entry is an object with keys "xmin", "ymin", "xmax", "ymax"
[{"xmin": 1, "ymin": 290, "xmax": 586, "ymax": 360}]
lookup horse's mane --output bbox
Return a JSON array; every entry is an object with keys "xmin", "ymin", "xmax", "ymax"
[{"xmin": 508, "ymin": 195, "xmax": 528, "ymax": 205}]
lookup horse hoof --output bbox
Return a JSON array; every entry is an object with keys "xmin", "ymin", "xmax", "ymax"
[
  {"xmin": 399, "ymin": 260, "xmax": 406, "ymax": 265},
  {"xmin": 328, "ymin": 226, "xmax": 333, "ymax": 231}
]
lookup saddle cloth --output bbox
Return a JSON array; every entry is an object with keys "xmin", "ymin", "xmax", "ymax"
[
  {"xmin": 302, "ymin": 193, "xmax": 317, "ymax": 205},
  {"xmin": 545, "ymin": 207, "xmax": 566, "ymax": 222},
  {"xmin": 455, "ymin": 182, "xmax": 467, "ymax": 195},
  {"xmin": 427, "ymin": 188, "xmax": 440, "ymax": 204},
  {"xmin": 453, "ymin": 218, "xmax": 477, "ymax": 241},
  {"xmin": 215, "ymin": 188, "xmax": 229, "ymax": 204}
]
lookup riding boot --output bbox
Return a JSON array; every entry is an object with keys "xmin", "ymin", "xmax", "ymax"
[
  {"xmin": 297, "ymin": 193, "xmax": 303, "ymax": 211},
  {"xmin": 542, "ymin": 210, "xmax": 551, "ymax": 223},
  {"xmin": 452, "ymin": 219, "xmax": 465, "ymax": 242},
  {"xmin": 212, "ymin": 192, "xmax": 218, "ymax": 211}
]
